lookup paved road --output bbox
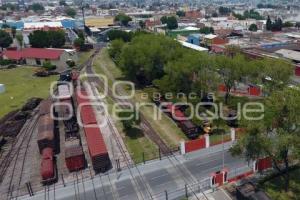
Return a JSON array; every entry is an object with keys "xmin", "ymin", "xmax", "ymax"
[{"xmin": 21, "ymin": 143, "xmax": 252, "ymax": 200}]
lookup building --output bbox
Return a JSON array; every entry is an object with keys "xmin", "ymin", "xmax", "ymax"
[
  {"xmin": 2, "ymin": 48, "xmax": 77, "ymax": 72},
  {"xmin": 187, "ymin": 34, "xmax": 202, "ymax": 46},
  {"xmin": 202, "ymin": 34, "xmax": 228, "ymax": 47}
]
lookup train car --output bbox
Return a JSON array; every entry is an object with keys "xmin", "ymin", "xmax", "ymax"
[
  {"xmin": 65, "ymin": 138, "xmax": 85, "ymax": 171},
  {"xmin": 40, "ymin": 147, "xmax": 57, "ymax": 185},
  {"xmin": 57, "ymin": 84, "xmax": 72, "ymax": 100},
  {"xmin": 37, "ymin": 114, "xmax": 55, "ymax": 154},
  {"xmin": 178, "ymin": 120, "xmax": 200, "ymax": 139},
  {"xmin": 83, "ymin": 126, "xmax": 110, "ymax": 172},
  {"xmin": 39, "ymin": 99, "xmax": 53, "ymax": 116}
]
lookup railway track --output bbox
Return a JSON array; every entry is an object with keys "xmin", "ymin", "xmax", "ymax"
[
  {"xmin": 83, "ymin": 47, "xmax": 172, "ymax": 155},
  {"xmin": 0, "ymin": 111, "xmax": 39, "ymax": 200},
  {"xmin": 84, "ymin": 46, "xmax": 207, "ymax": 200}
]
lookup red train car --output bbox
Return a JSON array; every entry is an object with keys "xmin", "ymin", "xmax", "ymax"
[
  {"xmin": 40, "ymin": 148, "xmax": 57, "ymax": 185},
  {"xmin": 83, "ymin": 126, "xmax": 110, "ymax": 172},
  {"xmin": 65, "ymin": 138, "xmax": 85, "ymax": 171}
]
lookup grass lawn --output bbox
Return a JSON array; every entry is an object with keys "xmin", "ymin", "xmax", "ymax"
[
  {"xmin": 0, "ymin": 66, "xmax": 57, "ymax": 118},
  {"xmin": 93, "ymin": 48, "xmax": 187, "ymax": 149},
  {"xmin": 104, "ymin": 94, "xmax": 159, "ymax": 163},
  {"xmin": 260, "ymin": 168, "xmax": 300, "ymax": 200},
  {"xmin": 78, "ymin": 50, "xmax": 95, "ymax": 66}
]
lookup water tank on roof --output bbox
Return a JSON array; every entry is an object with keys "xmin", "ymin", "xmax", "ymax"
[{"xmin": 0, "ymin": 84, "xmax": 5, "ymax": 94}]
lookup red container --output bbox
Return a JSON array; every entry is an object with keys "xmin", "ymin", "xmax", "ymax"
[
  {"xmin": 42, "ymin": 148, "xmax": 53, "ymax": 159},
  {"xmin": 84, "ymin": 126, "xmax": 110, "ymax": 171},
  {"xmin": 80, "ymin": 105, "xmax": 97, "ymax": 125},
  {"xmin": 65, "ymin": 139, "xmax": 85, "ymax": 171},
  {"xmin": 41, "ymin": 158, "xmax": 54, "ymax": 180}
]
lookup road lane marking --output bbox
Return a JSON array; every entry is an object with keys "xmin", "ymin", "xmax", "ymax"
[{"xmin": 150, "ymin": 173, "xmax": 169, "ymax": 181}]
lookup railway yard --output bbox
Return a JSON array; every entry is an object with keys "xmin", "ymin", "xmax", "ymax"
[
  {"xmin": 0, "ymin": 45, "xmax": 271, "ymax": 200},
  {"xmin": 0, "ymin": 47, "xmax": 186, "ymax": 199}
]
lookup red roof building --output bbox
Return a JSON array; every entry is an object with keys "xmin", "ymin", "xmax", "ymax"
[{"xmin": 3, "ymin": 48, "xmax": 64, "ymax": 61}]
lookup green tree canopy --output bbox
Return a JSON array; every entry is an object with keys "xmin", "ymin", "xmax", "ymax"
[
  {"xmin": 29, "ymin": 3, "xmax": 45, "ymax": 13},
  {"xmin": 114, "ymin": 13, "xmax": 132, "ymax": 26},
  {"xmin": 176, "ymin": 10, "xmax": 186, "ymax": 17},
  {"xmin": 59, "ymin": 0, "xmax": 67, "ymax": 6},
  {"xmin": 107, "ymin": 30, "xmax": 133, "ymax": 42},
  {"xmin": 108, "ymin": 39, "xmax": 125, "ymax": 62},
  {"xmin": 0, "ymin": 30, "xmax": 13, "ymax": 50},
  {"xmin": 29, "ymin": 30, "xmax": 66, "ymax": 48},
  {"xmin": 166, "ymin": 16, "xmax": 178, "ymax": 30},
  {"xmin": 248, "ymin": 23, "xmax": 258, "ymax": 31},
  {"xmin": 48, "ymin": 30, "xmax": 66, "ymax": 48},
  {"xmin": 118, "ymin": 34, "xmax": 184, "ymax": 85},
  {"xmin": 219, "ymin": 6, "xmax": 231, "ymax": 16},
  {"xmin": 65, "ymin": 7, "xmax": 76, "ymax": 18},
  {"xmin": 199, "ymin": 27, "xmax": 214, "ymax": 34},
  {"xmin": 231, "ymin": 88, "xmax": 300, "ymax": 191}
]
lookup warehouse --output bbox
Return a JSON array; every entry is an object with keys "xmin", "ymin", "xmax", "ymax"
[{"xmin": 2, "ymin": 48, "xmax": 77, "ymax": 72}]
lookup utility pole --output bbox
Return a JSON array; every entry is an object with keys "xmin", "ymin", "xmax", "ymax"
[{"xmin": 81, "ymin": 0, "xmax": 86, "ymax": 27}]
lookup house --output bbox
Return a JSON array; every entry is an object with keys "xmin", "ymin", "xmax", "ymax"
[
  {"xmin": 202, "ymin": 34, "xmax": 228, "ymax": 48},
  {"xmin": 187, "ymin": 34, "xmax": 202, "ymax": 46},
  {"xmin": 2, "ymin": 48, "xmax": 77, "ymax": 72}
]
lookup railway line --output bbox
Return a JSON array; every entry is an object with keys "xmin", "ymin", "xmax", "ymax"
[
  {"xmin": 83, "ymin": 45, "xmax": 208, "ymax": 200},
  {"xmin": 0, "ymin": 110, "xmax": 40, "ymax": 200},
  {"xmin": 83, "ymin": 47, "xmax": 172, "ymax": 155}
]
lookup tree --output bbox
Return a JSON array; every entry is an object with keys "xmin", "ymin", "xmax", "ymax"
[
  {"xmin": 176, "ymin": 10, "xmax": 185, "ymax": 17},
  {"xmin": 266, "ymin": 16, "xmax": 272, "ymax": 31},
  {"xmin": 2, "ymin": 23, "xmax": 10, "ymax": 29},
  {"xmin": 29, "ymin": 30, "xmax": 49, "ymax": 48},
  {"xmin": 248, "ymin": 23, "xmax": 258, "ymax": 31},
  {"xmin": 256, "ymin": 58, "xmax": 293, "ymax": 94},
  {"xmin": 59, "ymin": 0, "xmax": 67, "ymax": 6},
  {"xmin": 29, "ymin": 3, "xmax": 44, "ymax": 13},
  {"xmin": 65, "ymin": 7, "xmax": 76, "ymax": 18},
  {"xmin": 0, "ymin": 30, "xmax": 13, "ymax": 50},
  {"xmin": 11, "ymin": 26, "xmax": 16, "ymax": 38},
  {"xmin": 199, "ymin": 27, "xmax": 214, "ymax": 34},
  {"xmin": 273, "ymin": 17, "xmax": 283, "ymax": 31},
  {"xmin": 219, "ymin": 6, "xmax": 231, "ymax": 16},
  {"xmin": 231, "ymin": 88, "xmax": 300, "ymax": 192},
  {"xmin": 296, "ymin": 22, "xmax": 300, "ymax": 29},
  {"xmin": 114, "ymin": 13, "xmax": 132, "ymax": 26},
  {"xmin": 66, "ymin": 60, "xmax": 75, "ymax": 68},
  {"xmin": 216, "ymin": 54, "xmax": 250, "ymax": 104},
  {"xmin": 108, "ymin": 39, "xmax": 125, "ymax": 62},
  {"xmin": 107, "ymin": 30, "xmax": 133, "ymax": 42},
  {"xmin": 29, "ymin": 30, "xmax": 65, "ymax": 48},
  {"xmin": 73, "ymin": 38, "xmax": 84, "ymax": 50},
  {"xmin": 118, "ymin": 109, "xmax": 140, "ymax": 131},
  {"xmin": 118, "ymin": 34, "xmax": 184, "ymax": 85},
  {"xmin": 16, "ymin": 33, "xmax": 23, "ymax": 49},
  {"xmin": 166, "ymin": 16, "xmax": 178, "ymax": 30},
  {"xmin": 48, "ymin": 30, "xmax": 66, "ymax": 48},
  {"xmin": 160, "ymin": 16, "xmax": 168, "ymax": 24},
  {"xmin": 43, "ymin": 61, "xmax": 56, "ymax": 71},
  {"xmin": 283, "ymin": 21, "xmax": 293, "ymax": 28},
  {"xmin": 139, "ymin": 20, "xmax": 146, "ymax": 29}
]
